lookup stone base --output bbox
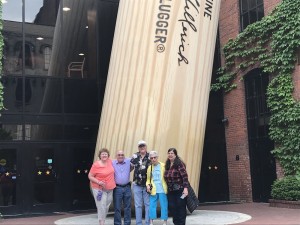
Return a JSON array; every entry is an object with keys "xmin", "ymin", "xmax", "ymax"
[{"xmin": 269, "ymin": 199, "xmax": 300, "ymax": 209}]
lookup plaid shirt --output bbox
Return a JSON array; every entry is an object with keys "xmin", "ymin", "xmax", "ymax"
[
  {"xmin": 130, "ymin": 152, "xmax": 151, "ymax": 186},
  {"xmin": 164, "ymin": 161, "xmax": 189, "ymax": 191}
]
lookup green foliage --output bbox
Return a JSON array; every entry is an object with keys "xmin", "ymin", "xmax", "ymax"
[
  {"xmin": 271, "ymin": 176, "xmax": 300, "ymax": 201},
  {"xmin": 0, "ymin": 2, "xmax": 3, "ymax": 112},
  {"xmin": 212, "ymin": 0, "xmax": 300, "ymax": 175}
]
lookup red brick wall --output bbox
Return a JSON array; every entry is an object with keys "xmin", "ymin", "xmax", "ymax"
[
  {"xmin": 293, "ymin": 61, "xmax": 300, "ymax": 101},
  {"xmin": 264, "ymin": 0, "xmax": 282, "ymax": 15},
  {"xmin": 275, "ymin": 160, "xmax": 285, "ymax": 179},
  {"xmin": 218, "ymin": 0, "xmax": 283, "ymax": 202}
]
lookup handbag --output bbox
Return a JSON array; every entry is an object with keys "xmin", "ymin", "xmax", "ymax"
[{"xmin": 186, "ymin": 182, "xmax": 199, "ymax": 213}]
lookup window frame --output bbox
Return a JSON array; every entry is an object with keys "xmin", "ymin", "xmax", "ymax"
[{"xmin": 239, "ymin": 0, "xmax": 264, "ymax": 31}]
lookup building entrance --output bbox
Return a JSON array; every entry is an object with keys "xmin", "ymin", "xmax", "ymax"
[
  {"xmin": 0, "ymin": 144, "xmax": 62, "ymax": 215},
  {"xmin": 0, "ymin": 143, "xmax": 95, "ymax": 215}
]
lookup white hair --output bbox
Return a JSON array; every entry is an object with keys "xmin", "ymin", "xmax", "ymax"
[{"xmin": 149, "ymin": 150, "xmax": 158, "ymax": 157}]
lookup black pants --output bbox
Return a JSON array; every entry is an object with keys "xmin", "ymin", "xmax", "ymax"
[{"xmin": 167, "ymin": 190, "xmax": 187, "ymax": 225}]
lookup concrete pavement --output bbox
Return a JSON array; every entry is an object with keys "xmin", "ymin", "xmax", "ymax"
[
  {"xmin": 54, "ymin": 210, "xmax": 252, "ymax": 225},
  {"xmin": 2, "ymin": 203, "xmax": 300, "ymax": 225}
]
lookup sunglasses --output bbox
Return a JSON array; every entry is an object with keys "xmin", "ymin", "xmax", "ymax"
[
  {"xmin": 138, "ymin": 144, "xmax": 146, "ymax": 148},
  {"xmin": 150, "ymin": 157, "xmax": 157, "ymax": 160},
  {"xmin": 117, "ymin": 154, "xmax": 124, "ymax": 156}
]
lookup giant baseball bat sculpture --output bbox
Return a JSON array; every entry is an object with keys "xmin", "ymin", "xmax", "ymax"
[{"xmin": 95, "ymin": 0, "xmax": 221, "ymax": 193}]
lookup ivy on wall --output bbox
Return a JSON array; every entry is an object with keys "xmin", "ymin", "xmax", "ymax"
[
  {"xmin": 211, "ymin": 0, "xmax": 300, "ymax": 175},
  {"xmin": 0, "ymin": 2, "xmax": 3, "ymax": 112}
]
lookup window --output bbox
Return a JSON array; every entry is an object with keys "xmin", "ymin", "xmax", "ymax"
[
  {"xmin": 14, "ymin": 42, "xmax": 35, "ymax": 70},
  {"xmin": 239, "ymin": 0, "xmax": 264, "ymax": 31},
  {"xmin": 43, "ymin": 47, "xmax": 52, "ymax": 70},
  {"xmin": 245, "ymin": 68, "xmax": 270, "ymax": 139}
]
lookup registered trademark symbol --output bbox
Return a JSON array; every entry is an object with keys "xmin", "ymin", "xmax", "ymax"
[{"xmin": 157, "ymin": 44, "xmax": 165, "ymax": 53}]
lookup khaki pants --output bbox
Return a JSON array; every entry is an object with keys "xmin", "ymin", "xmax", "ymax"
[{"xmin": 92, "ymin": 188, "xmax": 113, "ymax": 221}]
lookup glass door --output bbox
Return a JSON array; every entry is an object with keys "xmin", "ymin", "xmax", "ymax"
[
  {"xmin": 0, "ymin": 144, "xmax": 61, "ymax": 215},
  {"xmin": 28, "ymin": 144, "xmax": 61, "ymax": 213},
  {"xmin": 0, "ymin": 148, "xmax": 17, "ymax": 212},
  {"xmin": 32, "ymin": 147, "xmax": 56, "ymax": 205}
]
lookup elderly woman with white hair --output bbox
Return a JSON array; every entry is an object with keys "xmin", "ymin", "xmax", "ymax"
[{"xmin": 146, "ymin": 151, "xmax": 168, "ymax": 225}]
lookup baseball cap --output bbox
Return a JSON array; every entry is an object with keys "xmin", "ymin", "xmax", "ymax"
[{"xmin": 138, "ymin": 140, "xmax": 147, "ymax": 147}]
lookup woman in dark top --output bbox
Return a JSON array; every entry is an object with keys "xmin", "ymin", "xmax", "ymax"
[{"xmin": 164, "ymin": 148, "xmax": 189, "ymax": 225}]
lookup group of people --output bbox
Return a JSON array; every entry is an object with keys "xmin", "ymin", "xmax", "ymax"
[{"xmin": 88, "ymin": 140, "xmax": 190, "ymax": 225}]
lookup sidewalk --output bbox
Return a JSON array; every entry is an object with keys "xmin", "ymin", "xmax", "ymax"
[{"xmin": 2, "ymin": 203, "xmax": 300, "ymax": 225}]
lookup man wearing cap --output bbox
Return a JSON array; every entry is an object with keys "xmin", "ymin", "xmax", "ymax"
[
  {"xmin": 112, "ymin": 150, "xmax": 133, "ymax": 225},
  {"xmin": 130, "ymin": 140, "xmax": 151, "ymax": 225}
]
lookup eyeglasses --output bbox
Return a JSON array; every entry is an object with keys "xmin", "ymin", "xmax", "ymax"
[
  {"xmin": 117, "ymin": 154, "xmax": 124, "ymax": 156},
  {"xmin": 138, "ymin": 144, "xmax": 146, "ymax": 148},
  {"xmin": 150, "ymin": 157, "xmax": 157, "ymax": 160}
]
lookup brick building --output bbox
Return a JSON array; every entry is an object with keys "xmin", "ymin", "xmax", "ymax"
[{"xmin": 200, "ymin": 0, "xmax": 299, "ymax": 203}]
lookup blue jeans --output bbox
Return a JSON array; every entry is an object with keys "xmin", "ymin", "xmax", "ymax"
[
  {"xmin": 149, "ymin": 193, "xmax": 168, "ymax": 220},
  {"xmin": 113, "ymin": 185, "xmax": 132, "ymax": 225},
  {"xmin": 168, "ymin": 190, "xmax": 187, "ymax": 225},
  {"xmin": 133, "ymin": 183, "xmax": 150, "ymax": 225}
]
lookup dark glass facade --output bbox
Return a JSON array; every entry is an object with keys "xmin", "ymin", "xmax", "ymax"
[{"xmin": 0, "ymin": 0, "xmax": 119, "ymax": 215}]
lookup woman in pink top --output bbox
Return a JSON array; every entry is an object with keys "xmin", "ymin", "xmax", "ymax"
[{"xmin": 88, "ymin": 148, "xmax": 116, "ymax": 225}]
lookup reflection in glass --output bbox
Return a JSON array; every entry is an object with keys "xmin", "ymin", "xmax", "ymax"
[
  {"xmin": 60, "ymin": 0, "xmax": 97, "ymax": 78},
  {"xmin": 0, "ymin": 149, "xmax": 17, "ymax": 206},
  {"xmin": 24, "ymin": 0, "xmax": 59, "ymax": 76},
  {"xmin": 43, "ymin": 47, "xmax": 52, "ymax": 70},
  {"xmin": 71, "ymin": 148, "xmax": 94, "ymax": 207},
  {"xmin": 64, "ymin": 79, "xmax": 99, "ymax": 113},
  {"xmin": 2, "ymin": 0, "xmax": 22, "ymax": 22},
  {"xmin": 0, "ymin": 125, "xmax": 22, "ymax": 141},
  {"xmin": 34, "ymin": 148, "xmax": 56, "ymax": 204},
  {"xmin": 64, "ymin": 125, "xmax": 98, "ymax": 140},
  {"xmin": 2, "ymin": 21, "xmax": 23, "ymax": 75},
  {"xmin": 25, "ymin": 124, "xmax": 63, "ymax": 140},
  {"xmin": 1, "ymin": 76, "xmax": 63, "ymax": 113},
  {"xmin": 24, "ymin": 77, "xmax": 62, "ymax": 113}
]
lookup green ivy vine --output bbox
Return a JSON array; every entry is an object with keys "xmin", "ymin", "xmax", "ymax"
[
  {"xmin": 0, "ymin": 1, "xmax": 3, "ymax": 112},
  {"xmin": 211, "ymin": 0, "xmax": 300, "ymax": 175}
]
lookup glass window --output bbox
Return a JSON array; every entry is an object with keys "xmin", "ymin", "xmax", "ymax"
[
  {"xmin": 24, "ymin": 77, "xmax": 62, "ymax": 113},
  {"xmin": 2, "ymin": 0, "xmax": 23, "ymax": 76},
  {"xmin": 240, "ymin": 0, "xmax": 248, "ymax": 13},
  {"xmin": 2, "ymin": 0, "xmax": 22, "ymax": 22},
  {"xmin": 24, "ymin": 124, "xmax": 63, "ymax": 141},
  {"xmin": 0, "ymin": 124, "xmax": 22, "ymax": 141},
  {"xmin": 64, "ymin": 79, "xmax": 99, "ymax": 114},
  {"xmin": 239, "ymin": 0, "xmax": 264, "ymax": 31},
  {"xmin": 64, "ymin": 125, "xmax": 98, "ymax": 141},
  {"xmin": 1, "ymin": 76, "xmax": 22, "ymax": 113},
  {"xmin": 0, "ymin": 76, "xmax": 62, "ymax": 114},
  {"xmin": 24, "ymin": 0, "xmax": 60, "ymax": 76},
  {"xmin": 63, "ymin": 0, "xmax": 98, "ymax": 79},
  {"xmin": 245, "ymin": 69, "xmax": 270, "ymax": 139},
  {"xmin": 43, "ymin": 47, "xmax": 52, "ymax": 70}
]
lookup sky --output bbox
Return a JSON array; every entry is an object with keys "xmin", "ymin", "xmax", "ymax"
[{"xmin": 2, "ymin": 0, "xmax": 44, "ymax": 23}]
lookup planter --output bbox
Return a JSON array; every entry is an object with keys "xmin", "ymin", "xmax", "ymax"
[{"xmin": 269, "ymin": 199, "xmax": 300, "ymax": 209}]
